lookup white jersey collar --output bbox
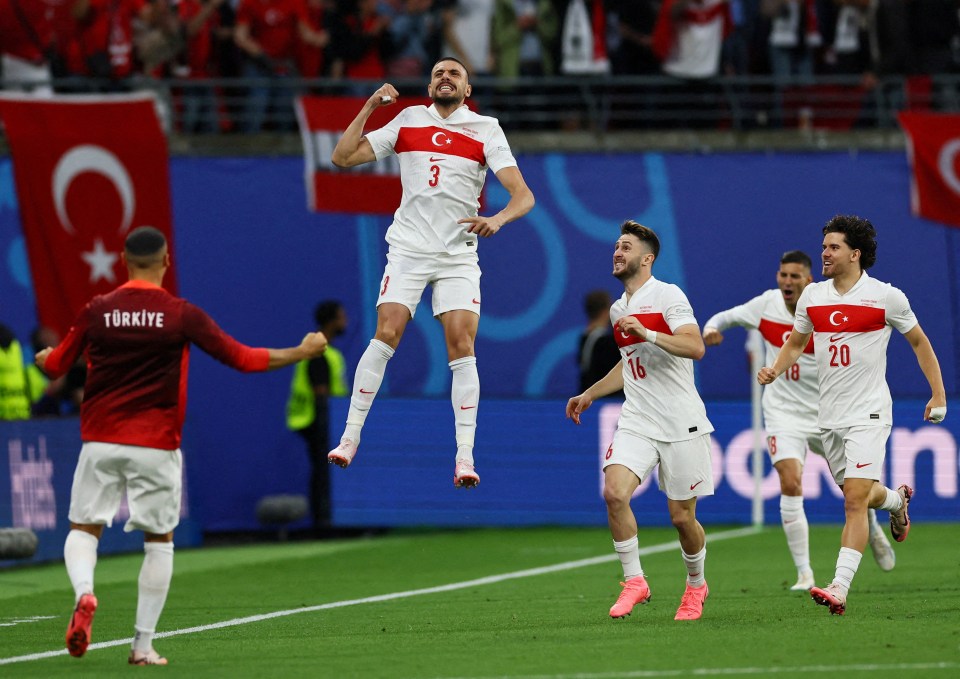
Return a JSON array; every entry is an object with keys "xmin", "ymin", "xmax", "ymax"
[{"xmin": 828, "ymin": 270, "xmax": 870, "ymax": 298}]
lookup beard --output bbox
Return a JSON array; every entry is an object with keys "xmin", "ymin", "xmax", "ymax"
[
  {"xmin": 433, "ymin": 91, "xmax": 463, "ymax": 107},
  {"xmin": 613, "ymin": 260, "xmax": 641, "ymax": 281}
]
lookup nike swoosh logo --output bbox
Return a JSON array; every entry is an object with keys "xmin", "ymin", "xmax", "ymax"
[
  {"xmin": 689, "ymin": 480, "xmax": 703, "ymax": 490},
  {"xmin": 429, "ymin": 156, "xmax": 445, "ymax": 162},
  {"xmin": 625, "ymin": 348, "xmax": 637, "ymax": 356},
  {"xmin": 855, "ymin": 462, "xmax": 872, "ymax": 469},
  {"xmin": 829, "ymin": 334, "xmax": 844, "ymax": 342},
  {"xmin": 460, "ymin": 405, "xmax": 476, "ymax": 410},
  {"xmin": 359, "ymin": 389, "xmax": 374, "ymax": 394},
  {"xmin": 472, "ymin": 298, "xmax": 481, "ymax": 304},
  {"xmin": 784, "ymin": 519, "xmax": 796, "ymax": 525}
]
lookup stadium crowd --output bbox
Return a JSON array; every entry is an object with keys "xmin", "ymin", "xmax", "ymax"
[{"xmin": 1, "ymin": 2, "xmax": 959, "ymax": 132}]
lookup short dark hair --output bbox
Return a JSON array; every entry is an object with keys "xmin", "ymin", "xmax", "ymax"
[
  {"xmin": 584, "ymin": 290, "xmax": 611, "ymax": 319},
  {"xmin": 780, "ymin": 250, "xmax": 812, "ymax": 270},
  {"xmin": 823, "ymin": 215, "xmax": 877, "ymax": 270},
  {"xmin": 433, "ymin": 56, "xmax": 469, "ymax": 79},
  {"xmin": 314, "ymin": 300, "xmax": 343, "ymax": 327},
  {"xmin": 620, "ymin": 220, "xmax": 660, "ymax": 260},
  {"xmin": 124, "ymin": 226, "xmax": 167, "ymax": 267}
]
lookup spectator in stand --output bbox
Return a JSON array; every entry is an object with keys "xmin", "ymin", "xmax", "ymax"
[
  {"xmin": 903, "ymin": 0, "xmax": 960, "ymax": 110},
  {"xmin": 386, "ymin": 0, "xmax": 441, "ymax": 78},
  {"xmin": 653, "ymin": 0, "xmax": 733, "ymax": 80},
  {"xmin": 0, "ymin": 0, "xmax": 73, "ymax": 95},
  {"xmin": 177, "ymin": 0, "xmax": 227, "ymax": 133},
  {"xmin": 234, "ymin": 0, "xmax": 329, "ymax": 132},
  {"xmin": 66, "ymin": 0, "xmax": 152, "ymax": 90},
  {"xmin": 491, "ymin": 0, "xmax": 558, "ymax": 78},
  {"xmin": 652, "ymin": 0, "xmax": 733, "ymax": 127},
  {"xmin": 298, "ymin": 0, "xmax": 341, "ymax": 79},
  {"xmin": 820, "ymin": 0, "xmax": 878, "ymax": 126},
  {"xmin": 440, "ymin": 0, "xmax": 495, "ymax": 78},
  {"xmin": 334, "ymin": 0, "xmax": 391, "ymax": 82},
  {"xmin": 607, "ymin": 0, "xmax": 660, "ymax": 76},
  {"xmin": 762, "ymin": 0, "xmax": 822, "ymax": 127}
]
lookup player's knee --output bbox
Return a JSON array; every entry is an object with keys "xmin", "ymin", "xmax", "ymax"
[
  {"xmin": 602, "ymin": 483, "xmax": 631, "ymax": 510},
  {"xmin": 669, "ymin": 507, "xmax": 695, "ymax": 531},
  {"xmin": 446, "ymin": 336, "xmax": 474, "ymax": 359},
  {"xmin": 375, "ymin": 325, "xmax": 403, "ymax": 347}
]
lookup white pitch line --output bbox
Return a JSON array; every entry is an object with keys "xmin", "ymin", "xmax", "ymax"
[
  {"xmin": 0, "ymin": 526, "xmax": 758, "ymax": 666},
  {"xmin": 435, "ymin": 661, "xmax": 960, "ymax": 679}
]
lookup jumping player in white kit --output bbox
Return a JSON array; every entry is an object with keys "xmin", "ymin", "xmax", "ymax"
[
  {"xmin": 759, "ymin": 215, "xmax": 947, "ymax": 615},
  {"xmin": 326, "ymin": 57, "xmax": 535, "ymax": 487},
  {"xmin": 703, "ymin": 250, "xmax": 896, "ymax": 592},
  {"xmin": 567, "ymin": 221, "xmax": 714, "ymax": 621}
]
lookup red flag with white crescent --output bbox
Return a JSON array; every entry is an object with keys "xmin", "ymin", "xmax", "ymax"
[
  {"xmin": 899, "ymin": 111, "xmax": 960, "ymax": 228},
  {"xmin": 296, "ymin": 95, "xmax": 430, "ymax": 214},
  {"xmin": 0, "ymin": 93, "xmax": 177, "ymax": 337}
]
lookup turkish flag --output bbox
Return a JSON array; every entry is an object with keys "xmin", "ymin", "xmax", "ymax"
[
  {"xmin": 899, "ymin": 111, "xmax": 960, "ymax": 228},
  {"xmin": 295, "ymin": 95, "xmax": 430, "ymax": 214},
  {"xmin": 0, "ymin": 93, "xmax": 177, "ymax": 337}
]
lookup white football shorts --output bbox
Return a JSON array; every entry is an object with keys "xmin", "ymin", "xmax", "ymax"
[
  {"xmin": 377, "ymin": 249, "xmax": 481, "ymax": 318},
  {"xmin": 820, "ymin": 425, "xmax": 891, "ymax": 485},
  {"xmin": 69, "ymin": 442, "xmax": 183, "ymax": 535},
  {"xmin": 766, "ymin": 427, "xmax": 825, "ymax": 465},
  {"xmin": 604, "ymin": 429, "xmax": 714, "ymax": 501}
]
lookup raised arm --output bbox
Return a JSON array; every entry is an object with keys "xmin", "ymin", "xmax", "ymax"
[
  {"xmin": 331, "ymin": 84, "xmax": 399, "ymax": 168},
  {"xmin": 903, "ymin": 324, "xmax": 947, "ymax": 422}
]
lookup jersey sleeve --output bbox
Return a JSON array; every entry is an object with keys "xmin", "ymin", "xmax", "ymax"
[
  {"xmin": 704, "ymin": 292, "xmax": 767, "ymax": 331},
  {"xmin": 793, "ymin": 287, "xmax": 814, "ymax": 334},
  {"xmin": 483, "ymin": 122, "xmax": 518, "ymax": 173},
  {"xmin": 663, "ymin": 285, "xmax": 698, "ymax": 332},
  {"xmin": 365, "ymin": 108, "xmax": 406, "ymax": 160},
  {"xmin": 885, "ymin": 286, "xmax": 919, "ymax": 334},
  {"xmin": 182, "ymin": 302, "xmax": 270, "ymax": 372},
  {"xmin": 44, "ymin": 305, "xmax": 91, "ymax": 378}
]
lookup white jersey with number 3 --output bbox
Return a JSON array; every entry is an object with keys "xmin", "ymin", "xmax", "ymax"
[
  {"xmin": 704, "ymin": 289, "xmax": 818, "ymax": 432},
  {"xmin": 610, "ymin": 277, "xmax": 714, "ymax": 442},
  {"xmin": 365, "ymin": 103, "xmax": 518, "ymax": 256},
  {"xmin": 793, "ymin": 272, "xmax": 917, "ymax": 429}
]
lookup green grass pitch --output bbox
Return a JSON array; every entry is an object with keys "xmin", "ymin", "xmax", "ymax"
[{"xmin": 1, "ymin": 524, "xmax": 958, "ymax": 678}]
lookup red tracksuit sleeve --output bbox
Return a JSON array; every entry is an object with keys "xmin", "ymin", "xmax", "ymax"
[
  {"xmin": 182, "ymin": 302, "xmax": 270, "ymax": 371},
  {"xmin": 44, "ymin": 306, "xmax": 91, "ymax": 378}
]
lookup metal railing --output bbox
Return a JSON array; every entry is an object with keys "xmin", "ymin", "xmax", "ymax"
[{"xmin": 2, "ymin": 73, "xmax": 957, "ymax": 138}]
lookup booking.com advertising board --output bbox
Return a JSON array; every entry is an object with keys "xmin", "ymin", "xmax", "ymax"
[
  {"xmin": 1, "ymin": 398, "xmax": 956, "ymax": 564},
  {"xmin": 1, "ymin": 150, "xmax": 958, "ymax": 541}
]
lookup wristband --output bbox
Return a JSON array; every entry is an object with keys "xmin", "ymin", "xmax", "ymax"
[{"xmin": 646, "ymin": 330, "xmax": 658, "ymax": 345}]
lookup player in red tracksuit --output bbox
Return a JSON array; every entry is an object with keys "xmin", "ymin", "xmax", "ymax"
[{"xmin": 37, "ymin": 226, "xmax": 327, "ymax": 665}]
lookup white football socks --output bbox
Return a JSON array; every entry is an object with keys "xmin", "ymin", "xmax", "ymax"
[
  {"xmin": 832, "ymin": 546, "xmax": 862, "ymax": 597},
  {"xmin": 780, "ymin": 494, "xmax": 812, "ymax": 576},
  {"xmin": 681, "ymin": 546, "xmax": 706, "ymax": 587},
  {"xmin": 133, "ymin": 542, "xmax": 174, "ymax": 653},
  {"xmin": 878, "ymin": 486, "xmax": 903, "ymax": 513},
  {"xmin": 613, "ymin": 535, "xmax": 644, "ymax": 580},
  {"xmin": 342, "ymin": 339, "xmax": 395, "ymax": 443},
  {"xmin": 64, "ymin": 529, "xmax": 98, "ymax": 602},
  {"xmin": 449, "ymin": 356, "xmax": 479, "ymax": 464}
]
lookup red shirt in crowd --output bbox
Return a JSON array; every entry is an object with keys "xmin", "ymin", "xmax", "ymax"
[
  {"xmin": 44, "ymin": 280, "xmax": 270, "ymax": 450},
  {"xmin": 0, "ymin": 0, "xmax": 72, "ymax": 62},
  {"xmin": 178, "ymin": 0, "xmax": 220, "ymax": 77},
  {"xmin": 65, "ymin": 0, "xmax": 147, "ymax": 77},
  {"xmin": 236, "ymin": 0, "xmax": 307, "ymax": 62}
]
